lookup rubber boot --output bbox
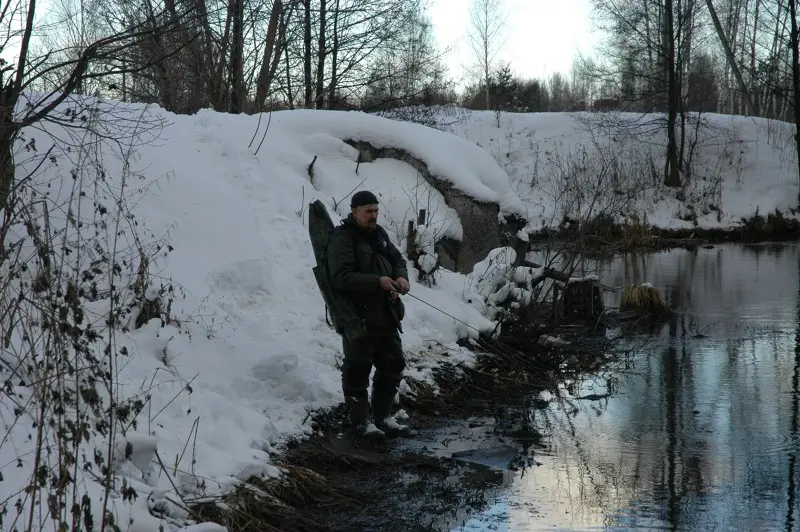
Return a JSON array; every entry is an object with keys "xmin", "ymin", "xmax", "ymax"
[
  {"xmin": 344, "ymin": 395, "xmax": 385, "ymax": 440},
  {"xmin": 371, "ymin": 390, "xmax": 418, "ymax": 438}
]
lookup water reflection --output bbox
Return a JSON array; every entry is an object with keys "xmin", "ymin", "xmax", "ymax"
[{"xmin": 459, "ymin": 244, "xmax": 800, "ymax": 531}]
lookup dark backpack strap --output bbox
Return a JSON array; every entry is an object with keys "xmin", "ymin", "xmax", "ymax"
[{"xmin": 338, "ymin": 223, "xmax": 363, "ymax": 262}]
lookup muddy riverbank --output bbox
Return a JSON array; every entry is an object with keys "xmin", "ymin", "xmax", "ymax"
[{"xmin": 194, "ymin": 313, "xmax": 632, "ymax": 531}]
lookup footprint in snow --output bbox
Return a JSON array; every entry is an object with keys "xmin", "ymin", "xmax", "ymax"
[{"xmin": 209, "ymin": 259, "xmax": 276, "ymax": 309}]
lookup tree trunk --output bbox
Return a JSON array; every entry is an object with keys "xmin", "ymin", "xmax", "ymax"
[
  {"xmin": 196, "ymin": 0, "xmax": 221, "ymax": 108},
  {"xmin": 678, "ymin": 0, "xmax": 693, "ymax": 178},
  {"xmin": 738, "ymin": 0, "xmax": 750, "ymax": 115},
  {"xmin": 704, "ymin": 0, "xmax": 758, "ymax": 115},
  {"xmin": 166, "ymin": 0, "xmax": 205, "ymax": 113},
  {"xmin": 484, "ymin": 34, "xmax": 490, "ymax": 109},
  {"xmin": 229, "ymin": 0, "xmax": 245, "ymax": 113},
  {"xmin": 327, "ymin": 0, "xmax": 340, "ymax": 109},
  {"xmin": 750, "ymin": 0, "xmax": 760, "ymax": 113},
  {"xmin": 303, "ymin": 0, "xmax": 312, "ymax": 107},
  {"xmin": 315, "ymin": 0, "xmax": 327, "ymax": 109},
  {"xmin": 642, "ymin": 0, "xmax": 657, "ymax": 109},
  {"xmin": 665, "ymin": 0, "xmax": 681, "ymax": 187},
  {"xmin": 762, "ymin": 0, "xmax": 784, "ymax": 117},
  {"xmin": 254, "ymin": 0, "xmax": 284, "ymax": 111},
  {"xmin": 0, "ymin": 124, "xmax": 15, "ymax": 212},
  {"xmin": 283, "ymin": 6, "xmax": 294, "ymax": 109},
  {"xmin": 789, "ymin": 0, "xmax": 800, "ymax": 198},
  {"xmin": 213, "ymin": 0, "xmax": 234, "ymax": 110}
]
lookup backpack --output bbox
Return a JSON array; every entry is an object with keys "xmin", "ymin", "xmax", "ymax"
[{"xmin": 308, "ymin": 200, "xmax": 369, "ymax": 341}]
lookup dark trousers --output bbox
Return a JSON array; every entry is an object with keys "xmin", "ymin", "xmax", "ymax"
[{"xmin": 341, "ymin": 331, "xmax": 405, "ymax": 399}]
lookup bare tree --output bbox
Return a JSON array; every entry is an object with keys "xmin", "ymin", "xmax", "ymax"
[
  {"xmin": 321, "ymin": 0, "xmax": 422, "ymax": 108},
  {"xmin": 788, "ymin": 0, "xmax": 800, "ymax": 197},
  {"xmin": 697, "ymin": 0, "xmax": 799, "ymax": 192},
  {"xmin": 467, "ymin": 0, "xmax": 507, "ymax": 110},
  {"xmin": 27, "ymin": 0, "xmax": 105, "ymax": 94},
  {"xmin": 0, "ymin": 2, "xmax": 192, "ymax": 529},
  {"xmin": 254, "ymin": 0, "xmax": 290, "ymax": 111},
  {"xmin": 361, "ymin": 8, "xmax": 453, "ymax": 111},
  {"xmin": 88, "ymin": 0, "xmax": 290, "ymax": 114},
  {"xmin": 277, "ymin": 0, "xmax": 424, "ymax": 109},
  {"xmin": 664, "ymin": 0, "xmax": 681, "ymax": 187},
  {"xmin": 303, "ymin": 0, "xmax": 313, "ymax": 106},
  {"xmin": 315, "ymin": 0, "xmax": 327, "ymax": 108},
  {"xmin": 0, "ymin": 0, "xmax": 190, "ymax": 209},
  {"xmin": 230, "ymin": 0, "xmax": 246, "ymax": 112},
  {"xmin": 704, "ymin": 0, "xmax": 758, "ymax": 115},
  {"xmin": 588, "ymin": 0, "xmax": 697, "ymax": 187}
]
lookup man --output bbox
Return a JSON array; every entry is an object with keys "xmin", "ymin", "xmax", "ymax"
[{"xmin": 327, "ymin": 190, "xmax": 417, "ymax": 439}]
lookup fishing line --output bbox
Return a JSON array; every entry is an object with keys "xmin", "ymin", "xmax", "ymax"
[{"xmin": 400, "ymin": 292, "xmax": 485, "ymax": 335}]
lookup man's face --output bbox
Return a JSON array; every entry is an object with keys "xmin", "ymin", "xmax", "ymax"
[{"xmin": 353, "ymin": 204, "xmax": 379, "ymax": 230}]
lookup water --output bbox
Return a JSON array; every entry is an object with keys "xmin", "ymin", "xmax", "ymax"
[{"xmin": 433, "ymin": 243, "xmax": 800, "ymax": 531}]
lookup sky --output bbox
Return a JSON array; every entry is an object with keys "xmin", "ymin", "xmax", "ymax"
[{"xmin": 428, "ymin": 0, "xmax": 603, "ymax": 85}]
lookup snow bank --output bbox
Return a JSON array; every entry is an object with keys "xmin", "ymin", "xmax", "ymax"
[
  {"xmin": 270, "ymin": 109, "xmax": 525, "ymax": 218},
  {"xmin": 0, "ymin": 97, "xmax": 514, "ymax": 530},
  {"xmin": 436, "ymin": 109, "xmax": 799, "ymax": 231}
]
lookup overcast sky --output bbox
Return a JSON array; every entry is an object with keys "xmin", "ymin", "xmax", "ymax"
[{"xmin": 428, "ymin": 0, "xmax": 603, "ymax": 85}]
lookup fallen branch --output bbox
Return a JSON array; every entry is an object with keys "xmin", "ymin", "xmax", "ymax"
[{"xmin": 522, "ymin": 260, "xmax": 617, "ymax": 292}]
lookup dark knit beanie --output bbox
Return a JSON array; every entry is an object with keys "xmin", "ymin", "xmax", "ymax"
[{"xmin": 350, "ymin": 190, "xmax": 379, "ymax": 208}]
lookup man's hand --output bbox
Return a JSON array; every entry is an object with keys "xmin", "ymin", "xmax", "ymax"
[
  {"xmin": 379, "ymin": 276, "xmax": 400, "ymax": 292},
  {"xmin": 395, "ymin": 277, "xmax": 410, "ymax": 294}
]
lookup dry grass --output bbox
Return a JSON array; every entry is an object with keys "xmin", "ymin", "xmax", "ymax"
[
  {"xmin": 402, "ymin": 377, "xmax": 448, "ymax": 415},
  {"xmin": 739, "ymin": 209, "xmax": 800, "ymax": 239},
  {"xmin": 192, "ymin": 462, "xmax": 364, "ymax": 532},
  {"xmin": 537, "ymin": 209, "xmax": 800, "ymax": 258},
  {"xmin": 620, "ymin": 284, "xmax": 671, "ymax": 317},
  {"xmin": 534, "ymin": 215, "xmax": 709, "ymax": 256}
]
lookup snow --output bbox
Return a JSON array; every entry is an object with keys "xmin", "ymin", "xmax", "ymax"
[
  {"xmin": 418, "ymin": 252, "xmax": 439, "ymax": 273},
  {"xmin": 0, "ymin": 96, "xmax": 514, "ymax": 531},
  {"xmin": 539, "ymin": 335, "xmax": 571, "ymax": 347},
  {"xmin": 254, "ymin": 109, "xmax": 525, "ymax": 220},
  {"xmin": 430, "ymin": 108, "xmax": 799, "ymax": 231},
  {"xmin": 2, "ymin": 95, "xmax": 798, "ymax": 531},
  {"xmin": 569, "ymin": 274, "xmax": 600, "ymax": 283}
]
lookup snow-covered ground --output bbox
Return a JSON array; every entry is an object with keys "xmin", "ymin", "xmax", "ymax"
[
  {"xmin": 415, "ymin": 108, "xmax": 799, "ymax": 230},
  {"xmin": 2, "ymin": 96, "xmax": 797, "ymax": 531},
  {"xmin": 0, "ymin": 97, "xmax": 535, "ymax": 531}
]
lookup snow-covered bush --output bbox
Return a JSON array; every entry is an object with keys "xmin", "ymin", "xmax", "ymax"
[
  {"xmin": 389, "ymin": 176, "xmax": 457, "ymax": 288},
  {"xmin": 375, "ymin": 104, "xmax": 470, "ymax": 134},
  {"xmin": 0, "ymin": 96, "xmax": 185, "ymax": 531},
  {"xmin": 462, "ymin": 247, "xmax": 545, "ymax": 321}
]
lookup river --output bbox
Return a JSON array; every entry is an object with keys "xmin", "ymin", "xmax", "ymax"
[{"xmin": 408, "ymin": 243, "xmax": 800, "ymax": 531}]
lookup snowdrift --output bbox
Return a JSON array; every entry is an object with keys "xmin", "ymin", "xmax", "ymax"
[
  {"xmin": 0, "ymin": 96, "xmax": 524, "ymax": 531},
  {"xmin": 416, "ymin": 108, "xmax": 799, "ymax": 231}
]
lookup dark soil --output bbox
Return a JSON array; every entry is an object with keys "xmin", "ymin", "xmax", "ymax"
[
  {"xmin": 529, "ymin": 209, "xmax": 800, "ymax": 257},
  {"xmin": 192, "ymin": 405, "xmax": 521, "ymax": 531}
]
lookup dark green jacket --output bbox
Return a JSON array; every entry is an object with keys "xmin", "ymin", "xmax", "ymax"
[{"xmin": 327, "ymin": 214, "xmax": 408, "ymax": 334}]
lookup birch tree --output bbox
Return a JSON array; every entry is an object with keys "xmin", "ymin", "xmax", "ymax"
[
  {"xmin": 704, "ymin": 0, "xmax": 758, "ymax": 115},
  {"xmin": 467, "ymin": 0, "xmax": 507, "ymax": 110}
]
